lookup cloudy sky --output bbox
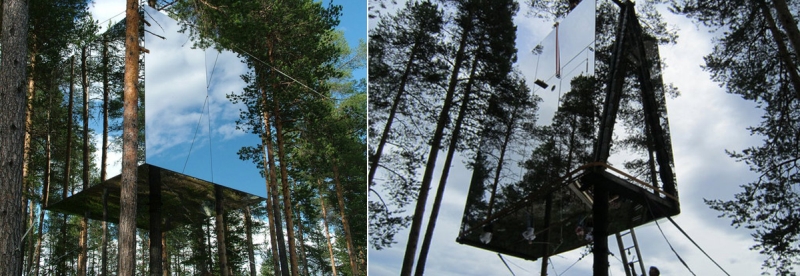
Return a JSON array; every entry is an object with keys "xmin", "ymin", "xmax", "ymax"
[
  {"xmin": 368, "ymin": 1, "xmax": 772, "ymax": 275},
  {"xmin": 88, "ymin": 0, "xmax": 367, "ymax": 197}
]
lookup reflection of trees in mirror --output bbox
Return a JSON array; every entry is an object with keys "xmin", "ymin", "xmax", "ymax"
[
  {"xmin": 592, "ymin": 1, "xmax": 677, "ymax": 188},
  {"xmin": 367, "ymin": 1, "xmax": 445, "ymax": 251},
  {"xmin": 489, "ymin": 75, "xmax": 598, "ymax": 218},
  {"xmin": 461, "ymin": 73, "xmax": 540, "ymax": 231},
  {"xmin": 457, "ymin": 0, "xmax": 680, "ymax": 260}
]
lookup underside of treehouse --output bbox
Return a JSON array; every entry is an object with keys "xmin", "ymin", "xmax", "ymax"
[
  {"xmin": 46, "ymin": 163, "xmax": 265, "ymax": 231},
  {"xmin": 456, "ymin": 163, "xmax": 680, "ymax": 261}
]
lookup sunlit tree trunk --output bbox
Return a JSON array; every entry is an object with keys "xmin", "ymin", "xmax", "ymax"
[
  {"xmin": 270, "ymin": 69, "xmax": 299, "ymax": 276},
  {"xmin": 317, "ymin": 179, "xmax": 338, "ymax": 276},
  {"xmin": 59, "ymin": 56, "xmax": 77, "ymax": 276},
  {"xmin": 260, "ymin": 84, "xmax": 290, "ymax": 276},
  {"xmin": 244, "ymin": 206, "xmax": 257, "ymax": 276},
  {"xmin": 20, "ymin": 45, "xmax": 37, "ymax": 276},
  {"xmin": 332, "ymin": 162, "xmax": 359, "ymax": 275},
  {"xmin": 294, "ymin": 207, "xmax": 310, "ymax": 276},
  {"xmin": 34, "ymin": 90, "xmax": 53, "ymax": 276},
  {"xmin": 119, "ymin": 0, "xmax": 141, "ymax": 273}
]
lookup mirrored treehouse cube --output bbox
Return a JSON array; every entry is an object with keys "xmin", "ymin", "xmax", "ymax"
[
  {"xmin": 47, "ymin": 5, "xmax": 265, "ymax": 231},
  {"xmin": 456, "ymin": 0, "xmax": 679, "ymax": 261}
]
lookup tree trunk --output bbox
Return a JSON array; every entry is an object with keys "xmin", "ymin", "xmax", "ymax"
[
  {"xmin": 214, "ymin": 185, "xmax": 229, "ymax": 276},
  {"xmin": 119, "ymin": 0, "xmax": 141, "ymax": 273},
  {"xmin": 59, "ymin": 56, "xmax": 76, "ymax": 276},
  {"xmin": 78, "ymin": 45, "xmax": 90, "ymax": 276},
  {"xmin": 149, "ymin": 167, "xmax": 163, "ymax": 276},
  {"xmin": 772, "ymin": 0, "xmax": 800, "ymax": 62},
  {"xmin": 19, "ymin": 40, "xmax": 37, "ymax": 276},
  {"xmin": 244, "ymin": 206, "xmax": 257, "ymax": 276},
  {"xmin": 487, "ymin": 106, "xmax": 518, "ymax": 219},
  {"xmin": 317, "ymin": 179, "xmax": 338, "ymax": 276},
  {"xmin": 20, "ymin": 46, "xmax": 37, "ymax": 276},
  {"xmin": 332, "ymin": 162, "xmax": 359, "ymax": 276},
  {"xmin": 192, "ymin": 221, "xmax": 210, "ymax": 275},
  {"xmin": 206, "ymin": 220, "xmax": 214, "ymax": 273},
  {"xmin": 162, "ymin": 228, "xmax": 170, "ymax": 276},
  {"xmin": 34, "ymin": 91, "xmax": 53, "ymax": 276},
  {"xmin": 415, "ymin": 55, "xmax": 479, "ymax": 276},
  {"xmin": 368, "ymin": 40, "xmax": 421, "ymax": 185},
  {"xmin": 259, "ymin": 90, "xmax": 289, "ymax": 276},
  {"xmin": 260, "ymin": 155, "xmax": 282, "ymax": 276},
  {"xmin": 400, "ymin": 12, "xmax": 472, "ymax": 275},
  {"xmin": 757, "ymin": 0, "xmax": 800, "ymax": 100},
  {"xmin": 25, "ymin": 198, "xmax": 36, "ymax": 274},
  {"xmin": 272, "ymin": 87, "xmax": 300, "ymax": 276},
  {"xmin": 0, "ymin": 0, "xmax": 29, "ymax": 273},
  {"xmin": 101, "ymin": 37, "xmax": 110, "ymax": 276},
  {"xmin": 294, "ymin": 208, "xmax": 310, "ymax": 276}
]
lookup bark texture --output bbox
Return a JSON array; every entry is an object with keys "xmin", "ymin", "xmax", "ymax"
[
  {"xmin": 333, "ymin": 163, "xmax": 359, "ymax": 275},
  {"xmin": 0, "ymin": 0, "xmax": 30, "ymax": 273},
  {"xmin": 77, "ymin": 45, "xmax": 90, "ymax": 276},
  {"xmin": 119, "ymin": 0, "xmax": 141, "ymax": 274}
]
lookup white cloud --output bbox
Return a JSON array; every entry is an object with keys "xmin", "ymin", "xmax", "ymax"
[
  {"xmin": 89, "ymin": 0, "xmax": 126, "ymax": 32},
  {"xmin": 143, "ymin": 6, "xmax": 250, "ymax": 159},
  {"xmin": 92, "ymin": 132, "xmax": 122, "ymax": 179}
]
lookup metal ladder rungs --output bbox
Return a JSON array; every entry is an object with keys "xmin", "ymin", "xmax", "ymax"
[{"xmin": 616, "ymin": 228, "xmax": 646, "ymax": 276}]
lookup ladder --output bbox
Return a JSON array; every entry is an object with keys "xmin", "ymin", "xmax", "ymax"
[{"xmin": 615, "ymin": 228, "xmax": 646, "ymax": 276}]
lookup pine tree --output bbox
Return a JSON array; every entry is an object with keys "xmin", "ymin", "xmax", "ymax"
[
  {"xmin": 674, "ymin": 0, "xmax": 800, "ymax": 273},
  {"xmin": 367, "ymin": 1, "xmax": 444, "ymax": 249},
  {"xmin": 0, "ymin": 0, "xmax": 30, "ymax": 273},
  {"xmin": 119, "ymin": 0, "xmax": 142, "ymax": 273}
]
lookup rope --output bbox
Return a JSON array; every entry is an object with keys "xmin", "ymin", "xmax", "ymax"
[
  {"xmin": 204, "ymin": 49, "xmax": 219, "ymax": 183},
  {"xmin": 665, "ymin": 216, "xmax": 731, "ymax": 276},
  {"xmin": 207, "ymin": 92, "xmax": 214, "ymax": 183},
  {"xmin": 644, "ymin": 199, "xmax": 696, "ymax": 276},
  {"xmin": 505, "ymin": 256, "xmax": 530, "ymax": 273},
  {"xmin": 156, "ymin": 12, "xmax": 334, "ymax": 101},
  {"xmin": 497, "ymin": 254, "xmax": 516, "ymax": 276},
  {"xmin": 560, "ymin": 249, "xmax": 589, "ymax": 274},
  {"xmin": 182, "ymin": 95, "xmax": 209, "ymax": 173}
]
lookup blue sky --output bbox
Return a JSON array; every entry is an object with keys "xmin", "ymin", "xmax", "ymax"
[{"xmin": 89, "ymin": 0, "xmax": 367, "ymax": 197}]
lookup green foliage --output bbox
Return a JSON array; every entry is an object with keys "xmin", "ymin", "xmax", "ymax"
[
  {"xmin": 167, "ymin": 0, "xmax": 365, "ymax": 274},
  {"xmin": 674, "ymin": 0, "xmax": 800, "ymax": 273},
  {"xmin": 367, "ymin": 0, "xmax": 445, "ymax": 249}
]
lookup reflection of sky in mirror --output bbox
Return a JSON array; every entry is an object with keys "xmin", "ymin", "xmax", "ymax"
[
  {"xmin": 143, "ymin": 6, "xmax": 264, "ymax": 196},
  {"xmin": 530, "ymin": 0, "xmax": 595, "ymax": 126},
  {"xmin": 468, "ymin": 0, "xmax": 597, "ymax": 222},
  {"xmin": 141, "ymin": 1, "xmax": 366, "ymax": 197}
]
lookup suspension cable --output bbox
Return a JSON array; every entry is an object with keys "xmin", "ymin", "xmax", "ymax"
[
  {"xmin": 644, "ymin": 199, "xmax": 696, "ymax": 275},
  {"xmin": 665, "ymin": 216, "xmax": 731, "ymax": 276}
]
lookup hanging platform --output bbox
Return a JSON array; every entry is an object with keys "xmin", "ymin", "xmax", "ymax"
[
  {"xmin": 46, "ymin": 163, "xmax": 264, "ymax": 231},
  {"xmin": 456, "ymin": 163, "xmax": 679, "ymax": 261}
]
